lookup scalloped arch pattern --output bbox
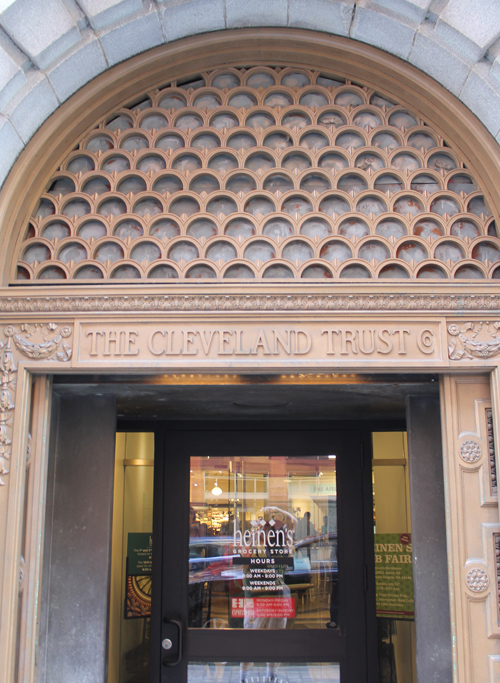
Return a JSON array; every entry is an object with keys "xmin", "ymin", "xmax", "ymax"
[
  {"xmin": 2, "ymin": 0, "xmax": 500, "ymax": 194},
  {"xmin": 16, "ymin": 65, "xmax": 500, "ymax": 283}
]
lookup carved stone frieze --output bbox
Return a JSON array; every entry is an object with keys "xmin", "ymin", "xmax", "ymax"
[
  {"xmin": 449, "ymin": 322, "xmax": 500, "ymax": 360},
  {"xmin": 487, "ymin": 409, "xmax": 497, "ymax": 495},
  {"xmin": 466, "ymin": 567, "xmax": 490, "ymax": 593},
  {"xmin": 2, "ymin": 292, "xmax": 500, "ymax": 313},
  {"xmin": 0, "ymin": 323, "xmax": 72, "ymax": 485},
  {"xmin": 495, "ymin": 535, "xmax": 500, "ymax": 621},
  {"xmin": 460, "ymin": 439, "xmax": 482, "ymax": 463},
  {"xmin": 0, "ymin": 330, "xmax": 17, "ymax": 486}
]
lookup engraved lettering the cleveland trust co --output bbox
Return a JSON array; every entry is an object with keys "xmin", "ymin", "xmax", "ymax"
[{"xmin": 79, "ymin": 321, "xmax": 440, "ymax": 365}]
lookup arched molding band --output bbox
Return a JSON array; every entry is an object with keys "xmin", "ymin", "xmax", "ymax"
[
  {"xmin": 1, "ymin": 29, "xmax": 500, "ymax": 287},
  {"xmin": 1, "ymin": 0, "xmax": 500, "ymax": 167}
]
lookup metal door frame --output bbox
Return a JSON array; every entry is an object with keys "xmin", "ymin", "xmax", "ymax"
[{"xmin": 130, "ymin": 419, "xmax": 403, "ymax": 683}]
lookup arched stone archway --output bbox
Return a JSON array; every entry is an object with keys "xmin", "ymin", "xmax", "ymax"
[
  {"xmin": 1, "ymin": 0, "xmax": 500, "ymax": 190},
  {"xmin": 2, "ymin": 27, "xmax": 500, "ymax": 286},
  {"xmin": 0, "ymin": 12, "xmax": 500, "ymax": 683}
]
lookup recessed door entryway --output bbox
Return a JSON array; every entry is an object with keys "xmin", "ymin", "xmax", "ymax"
[{"xmin": 147, "ymin": 424, "xmax": 377, "ymax": 683}]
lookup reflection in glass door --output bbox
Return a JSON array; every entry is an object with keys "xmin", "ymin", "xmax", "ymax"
[
  {"xmin": 155, "ymin": 427, "xmax": 376, "ymax": 683},
  {"xmin": 188, "ymin": 661, "xmax": 340, "ymax": 683},
  {"xmin": 188, "ymin": 455, "xmax": 338, "ymax": 631}
]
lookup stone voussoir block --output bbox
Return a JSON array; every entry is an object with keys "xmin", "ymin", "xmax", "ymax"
[
  {"xmin": 0, "ymin": 114, "xmax": 23, "ymax": 187},
  {"xmin": 460, "ymin": 61, "xmax": 500, "ymax": 138},
  {"xmin": 435, "ymin": 0, "xmax": 500, "ymax": 64},
  {"xmin": 288, "ymin": 0, "xmax": 355, "ymax": 36},
  {"xmin": 409, "ymin": 21, "xmax": 471, "ymax": 96},
  {"xmin": 2, "ymin": 70, "xmax": 59, "ymax": 144},
  {"xmin": 226, "ymin": 0, "xmax": 288, "ymax": 29},
  {"xmin": 487, "ymin": 37, "xmax": 500, "ymax": 87},
  {"xmin": 369, "ymin": 0, "xmax": 433, "ymax": 25},
  {"xmin": 0, "ymin": 0, "xmax": 81, "ymax": 69},
  {"xmin": 46, "ymin": 31, "xmax": 107, "ymax": 103},
  {"xmin": 77, "ymin": 0, "xmax": 143, "ymax": 31},
  {"xmin": 98, "ymin": 8, "xmax": 165, "ymax": 67},
  {"xmin": 159, "ymin": 0, "xmax": 226, "ymax": 43},
  {"xmin": 350, "ymin": 0, "xmax": 418, "ymax": 61},
  {"xmin": 0, "ymin": 33, "xmax": 27, "ymax": 111}
]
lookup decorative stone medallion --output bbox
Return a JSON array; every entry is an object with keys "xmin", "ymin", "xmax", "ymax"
[
  {"xmin": 460, "ymin": 439, "xmax": 482, "ymax": 463},
  {"xmin": 466, "ymin": 568, "xmax": 489, "ymax": 593}
]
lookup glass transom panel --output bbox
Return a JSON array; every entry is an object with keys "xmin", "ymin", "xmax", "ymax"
[{"xmin": 16, "ymin": 66, "xmax": 500, "ymax": 282}]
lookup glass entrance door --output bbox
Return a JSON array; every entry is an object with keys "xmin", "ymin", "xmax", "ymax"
[{"xmin": 151, "ymin": 426, "xmax": 376, "ymax": 683}]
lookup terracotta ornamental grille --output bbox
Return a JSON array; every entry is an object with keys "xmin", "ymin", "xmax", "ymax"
[{"xmin": 15, "ymin": 65, "xmax": 500, "ymax": 282}]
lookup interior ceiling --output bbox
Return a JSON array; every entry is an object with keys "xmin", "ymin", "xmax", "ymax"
[{"xmin": 53, "ymin": 374, "xmax": 438, "ymax": 420}]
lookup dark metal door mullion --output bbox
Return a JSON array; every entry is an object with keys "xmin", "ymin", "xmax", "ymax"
[
  {"xmin": 337, "ymin": 431, "xmax": 369, "ymax": 683},
  {"xmin": 187, "ymin": 629, "xmax": 346, "ymax": 661},
  {"xmin": 150, "ymin": 429, "xmax": 166, "ymax": 683},
  {"xmin": 159, "ymin": 427, "xmax": 191, "ymax": 683}
]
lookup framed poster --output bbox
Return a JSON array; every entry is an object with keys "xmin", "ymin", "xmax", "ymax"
[
  {"xmin": 125, "ymin": 533, "xmax": 152, "ymax": 619},
  {"xmin": 374, "ymin": 533, "xmax": 414, "ymax": 620}
]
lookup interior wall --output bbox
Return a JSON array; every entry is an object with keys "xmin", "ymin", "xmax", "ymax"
[
  {"xmin": 109, "ymin": 432, "xmax": 154, "ymax": 683},
  {"xmin": 373, "ymin": 431, "xmax": 416, "ymax": 683}
]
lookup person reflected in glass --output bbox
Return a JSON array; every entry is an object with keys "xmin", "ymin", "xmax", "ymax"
[
  {"xmin": 295, "ymin": 511, "xmax": 317, "ymax": 540},
  {"xmin": 239, "ymin": 507, "xmax": 296, "ymax": 683},
  {"xmin": 190, "ymin": 506, "xmax": 201, "ymax": 537},
  {"xmin": 188, "ymin": 507, "xmax": 205, "ymax": 627},
  {"xmin": 326, "ymin": 538, "xmax": 339, "ymax": 630},
  {"xmin": 220, "ymin": 513, "xmax": 233, "ymax": 536}
]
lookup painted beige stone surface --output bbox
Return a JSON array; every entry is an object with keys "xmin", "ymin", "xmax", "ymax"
[
  {"xmin": 441, "ymin": 376, "xmax": 500, "ymax": 683},
  {"xmin": 0, "ymin": 312, "xmax": 500, "ymax": 682},
  {"xmin": 0, "ymin": 325, "xmax": 71, "ymax": 683},
  {"xmin": 75, "ymin": 318, "xmax": 444, "ymax": 368}
]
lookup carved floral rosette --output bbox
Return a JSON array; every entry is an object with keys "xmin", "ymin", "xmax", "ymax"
[
  {"xmin": 466, "ymin": 568, "xmax": 490, "ymax": 593},
  {"xmin": 459, "ymin": 440, "xmax": 482, "ymax": 464},
  {"xmin": 0, "ymin": 323, "xmax": 73, "ymax": 485}
]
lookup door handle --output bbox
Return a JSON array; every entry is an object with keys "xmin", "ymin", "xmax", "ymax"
[{"xmin": 162, "ymin": 619, "xmax": 182, "ymax": 666}]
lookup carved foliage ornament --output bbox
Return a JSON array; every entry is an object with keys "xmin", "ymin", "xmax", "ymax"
[
  {"xmin": 11, "ymin": 322, "xmax": 72, "ymax": 362},
  {"xmin": 0, "ymin": 323, "xmax": 72, "ymax": 486},
  {"xmin": 449, "ymin": 322, "xmax": 500, "ymax": 360},
  {"xmin": 0, "ymin": 331, "xmax": 16, "ymax": 486},
  {"xmin": 3, "ymin": 293, "xmax": 500, "ymax": 313},
  {"xmin": 487, "ymin": 408, "xmax": 497, "ymax": 495}
]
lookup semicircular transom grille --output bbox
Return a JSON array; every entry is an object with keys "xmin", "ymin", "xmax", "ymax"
[{"xmin": 16, "ymin": 65, "xmax": 500, "ymax": 283}]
